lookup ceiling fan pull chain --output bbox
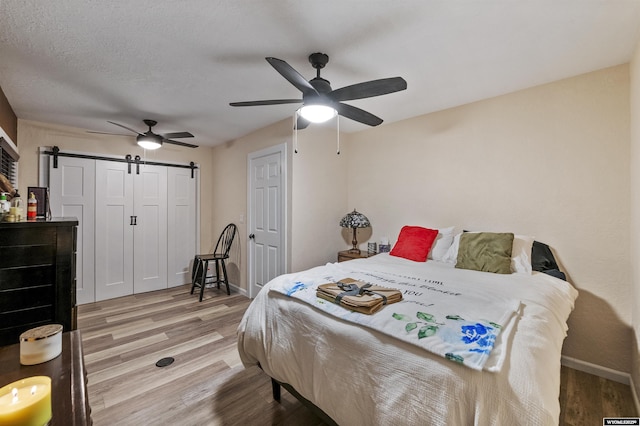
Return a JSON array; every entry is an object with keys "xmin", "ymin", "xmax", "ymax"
[
  {"xmin": 293, "ymin": 110, "xmax": 299, "ymax": 154},
  {"xmin": 337, "ymin": 114, "xmax": 340, "ymax": 155}
]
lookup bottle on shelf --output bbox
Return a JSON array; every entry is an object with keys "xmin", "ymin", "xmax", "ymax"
[
  {"xmin": 0, "ymin": 193, "xmax": 9, "ymax": 220},
  {"xmin": 11, "ymin": 189, "xmax": 23, "ymax": 221},
  {"xmin": 27, "ymin": 192, "xmax": 38, "ymax": 220}
]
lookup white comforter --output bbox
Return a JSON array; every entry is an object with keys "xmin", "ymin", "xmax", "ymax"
[{"xmin": 237, "ymin": 253, "xmax": 578, "ymax": 425}]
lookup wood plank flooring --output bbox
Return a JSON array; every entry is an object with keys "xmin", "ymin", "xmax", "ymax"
[{"xmin": 78, "ymin": 284, "xmax": 637, "ymax": 425}]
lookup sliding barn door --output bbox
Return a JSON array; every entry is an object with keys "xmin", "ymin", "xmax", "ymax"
[
  {"xmin": 49, "ymin": 153, "xmax": 198, "ymax": 302},
  {"xmin": 133, "ymin": 164, "xmax": 168, "ymax": 293},
  {"xmin": 49, "ymin": 156, "xmax": 96, "ymax": 305},
  {"xmin": 95, "ymin": 161, "xmax": 134, "ymax": 301},
  {"xmin": 167, "ymin": 167, "xmax": 197, "ymax": 287}
]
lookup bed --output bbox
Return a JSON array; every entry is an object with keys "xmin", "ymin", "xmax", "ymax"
[{"xmin": 237, "ymin": 229, "xmax": 578, "ymax": 425}]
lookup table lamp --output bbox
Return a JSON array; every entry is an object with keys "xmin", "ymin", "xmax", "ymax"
[{"xmin": 339, "ymin": 209, "xmax": 370, "ymax": 254}]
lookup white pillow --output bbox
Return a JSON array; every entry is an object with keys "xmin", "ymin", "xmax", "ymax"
[
  {"xmin": 442, "ymin": 232, "xmax": 462, "ymax": 264},
  {"xmin": 442, "ymin": 231, "xmax": 534, "ymax": 274},
  {"xmin": 428, "ymin": 226, "xmax": 456, "ymax": 261},
  {"xmin": 511, "ymin": 234, "xmax": 534, "ymax": 274}
]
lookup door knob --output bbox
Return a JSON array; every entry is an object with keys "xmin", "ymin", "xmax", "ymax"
[{"xmin": 249, "ymin": 233, "xmax": 255, "ymax": 240}]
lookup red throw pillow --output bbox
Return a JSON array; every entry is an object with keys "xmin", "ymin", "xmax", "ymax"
[{"xmin": 390, "ymin": 226, "xmax": 439, "ymax": 262}]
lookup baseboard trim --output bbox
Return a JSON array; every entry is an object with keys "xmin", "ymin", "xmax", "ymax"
[
  {"xmin": 631, "ymin": 376, "xmax": 640, "ymax": 418},
  {"xmin": 561, "ymin": 355, "xmax": 630, "ymax": 385},
  {"xmin": 229, "ymin": 282, "xmax": 247, "ymax": 297}
]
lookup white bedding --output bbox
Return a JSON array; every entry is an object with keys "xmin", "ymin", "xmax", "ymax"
[{"xmin": 237, "ymin": 253, "xmax": 578, "ymax": 425}]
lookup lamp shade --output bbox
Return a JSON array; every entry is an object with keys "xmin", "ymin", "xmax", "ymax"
[
  {"xmin": 339, "ymin": 209, "xmax": 370, "ymax": 229},
  {"xmin": 340, "ymin": 209, "xmax": 370, "ymax": 254}
]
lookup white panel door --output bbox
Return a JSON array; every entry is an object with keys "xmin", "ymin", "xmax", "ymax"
[
  {"xmin": 49, "ymin": 156, "xmax": 96, "ymax": 305},
  {"xmin": 167, "ymin": 167, "xmax": 197, "ymax": 287},
  {"xmin": 248, "ymin": 144, "xmax": 286, "ymax": 298},
  {"xmin": 95, "ymin": 161, "xmax": 134, "ymax": 301},
  {"xmin": 133, "ymin": 164, "xmax": 168, "ymax": 293}
]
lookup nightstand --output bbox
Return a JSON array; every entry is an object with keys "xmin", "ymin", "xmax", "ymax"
[{"xmin": 338, "ymin": 250, "xmax": 376, "ymax": 262}]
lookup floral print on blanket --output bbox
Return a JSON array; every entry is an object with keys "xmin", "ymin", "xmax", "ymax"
[
  {"xmin": 270, "ymin": 269, "xmax": 520, "ymax": 371},
  {"xmin": 391, "ymin": 311, "xmax": 502, "ymax": 365},
  {"xmin": 461, "ymin": 323, "xmax": 497, "ymax": 353}
]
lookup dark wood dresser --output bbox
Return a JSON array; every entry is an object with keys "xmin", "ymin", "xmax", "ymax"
[
  {"xmin": 0, "ymin": 330, "xmax": 92, "ymax": 425},
  {"xmin": 0, "ymin": 218, "xmax": 78, "ymax": 347}
]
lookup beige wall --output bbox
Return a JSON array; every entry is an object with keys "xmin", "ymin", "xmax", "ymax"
[
  {"xmin": 291, "ymin": 126, "xmax": 348, "ymax": 272},
  {"xmin": 15, "ymin": 119, "xmax": 216, "ymax": 252},
  {"xmin": 209, "ymin": 119, "xmax": 348, "ymax": 292},
  {"xmin": 347, "ymin": 65, "xmax": 632, "ymax": 373},
  {"xmin": 630, "ymin": 44, "xmax": 640, "ymax": 398},
  {"xmin": 209, "ymin": 120, "xmax": 292, "ymax": 293}
]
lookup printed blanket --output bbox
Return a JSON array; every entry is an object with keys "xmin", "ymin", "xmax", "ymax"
[{"xmin": 270, "ymin": 263, "xmax": 521, "ymax": 371}]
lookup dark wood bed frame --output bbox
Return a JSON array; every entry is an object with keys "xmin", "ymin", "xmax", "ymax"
[{"xmin": 270, "ymin": 377, "xmax": 338, "ymax": 425}]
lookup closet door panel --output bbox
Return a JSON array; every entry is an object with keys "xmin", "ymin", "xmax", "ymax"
[
  {"xmin": 167, "ymin": 168, "xmax": 197, "ymax": 287},
  {"xmin": 95, "ymin": 161, "xmax": 134, "ymax": 301},
  {"xmin": 133, "ymin": 165, "xmax": 168, "ymax": 293},
  {"xmin": 49, "ymin": 156, "xmax": 96, "ymax": 305}
]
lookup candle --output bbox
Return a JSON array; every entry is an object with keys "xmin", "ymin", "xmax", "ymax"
[{"xmin": 0, "ymin": 376, "xmax": 52, "ymax": 426}]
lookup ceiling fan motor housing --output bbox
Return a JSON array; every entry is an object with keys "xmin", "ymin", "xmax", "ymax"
[
  {"xmin": 309, "ymin": 52, "xmax": 329, "ymax": 69},
  {"xmin": 143, "ymin": 119, "xmax": 158, "ymax": 129}
]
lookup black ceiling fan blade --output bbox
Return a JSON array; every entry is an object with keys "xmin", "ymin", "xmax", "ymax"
[
  {"xmin": 230, "ymin": 99, "xmax": 302, "ymax": 107},
  {"xmin": 162, "ymin": 131, "xmax": 194, "ymax": 139},
  {"xmin": 87, "ymin": 130, "xmax": 131, "ymax": 136},
  {"xmin": 295, "ymin": 115, "xmax": 310, "ymax": 130},
  {"xmin": 266, "ymin": 57, "xmax": 318, "ymax": 96},
  {"xmin": 328, "ymin": 77, "xmax": 407, "ymax": 102},
  {"xmin": 336, "ymin": 103, "xmax": 383, "ymax": 126},
  {"xmin": 107, "ymin": 121, "xmax": 144, "ymax": 136},
  {"xmin": 162, "ymin": 138, "xmax": 198, "ymax": 148}
]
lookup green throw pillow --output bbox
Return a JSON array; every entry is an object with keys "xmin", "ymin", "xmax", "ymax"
[{"xmin": 455, "ymin": 232, "xmax": 514, "ymax": 274}]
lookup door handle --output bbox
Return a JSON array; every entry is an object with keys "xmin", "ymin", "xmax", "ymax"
[
  {"xmin": 249, "ymin": 233, "xmax": 255, "ymax": 240},
  {"xmin": 130, "ymin": 216, "xmax": 137, "ymax": 226}
]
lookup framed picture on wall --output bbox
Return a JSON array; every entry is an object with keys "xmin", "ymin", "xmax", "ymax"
[{"xmin": 27, "ymin": 186, "xmax": 48, "ymax": 218}]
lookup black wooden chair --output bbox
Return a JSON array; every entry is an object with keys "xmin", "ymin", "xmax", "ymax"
[{"xmin": 191, "ymin": 223, "xmax": 237, "ymax": 301}]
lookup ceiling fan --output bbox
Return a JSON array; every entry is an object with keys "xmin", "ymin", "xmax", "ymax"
[
  {"xmin": 92, "ymin": 119, "xmax": 198, "ymax": 149},
  {"xmin": 230, "ymin": 53, "xmax": 407, "ymax": 129}
]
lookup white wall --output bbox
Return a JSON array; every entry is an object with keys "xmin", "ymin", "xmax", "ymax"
[{"xmin": 347, "ymin": 65, "xmax": 632, "ymax": 373}]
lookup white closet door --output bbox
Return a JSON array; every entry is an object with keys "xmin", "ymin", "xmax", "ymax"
[
  {"xmin": 167, "ymin": 167, "xmax": 197, "ymax": 287},
  {"xmin": 95, "ymin": 161, "xmax": 134, "ymax": 301},
  {"xmin": 49, "ymin": 156, "xmax": 96, "ymax": 305},
  {"xmin": 133, "ymin": 164, "xmax": 168, "ymax": 293},
  {"xmin": 249, "ymin": 145, "xmax": 285, "ymax": 299}
]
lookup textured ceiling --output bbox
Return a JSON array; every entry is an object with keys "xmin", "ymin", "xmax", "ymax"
[{"xmin": 1, "ymin": 1, "xmax": 640, "ymax": 148}]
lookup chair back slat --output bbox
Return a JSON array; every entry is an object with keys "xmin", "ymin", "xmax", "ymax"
[{"xmin": 214, "ymin": 223, "xmax": 237, "ymax": 257}]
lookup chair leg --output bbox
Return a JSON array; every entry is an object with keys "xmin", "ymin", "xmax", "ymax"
[
  {"xmin": 190, "ymin": 258, "xmax": 201, "ymax": 295},
  {"xmin": 199, "ymin": 260, "xmax": 208, "ymax": 302},
  {"xmin": 215, "ymin": 260, "xmax": 221, "ymax": 290},
  {"xmin": 221, "ymin": 259, "xmax": 230, "ymax": 295}
]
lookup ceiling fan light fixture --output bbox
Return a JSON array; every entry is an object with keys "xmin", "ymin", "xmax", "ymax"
[
  {"xmin": 137, "ymin": 134, "xmax": 162, "ymax": 150},
  {"xmin": 299, "ymin": 104, "xmax": 337, "ymax": 123}
]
